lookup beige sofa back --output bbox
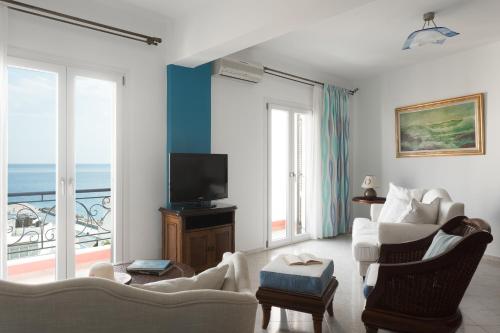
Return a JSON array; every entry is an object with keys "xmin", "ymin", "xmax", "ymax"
[{"xmin": 0, "ymin": 253, "xmax": 257, "ymax": 333}]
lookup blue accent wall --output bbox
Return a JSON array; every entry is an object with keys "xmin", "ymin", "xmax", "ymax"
[
  {"xmin": 167, "ymin": 63, "xmax": 211, "ymax": 154},
  {"xmin": 166, "ymin": 63, "xmax": 212, "ymax": 203}
]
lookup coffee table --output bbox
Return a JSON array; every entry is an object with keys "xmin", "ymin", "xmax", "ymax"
[
  {"xmin": 256, "ymin": 277, "xmax": 338, "ymax": 333},
  {"xmin": 113, "ymin": 262, "xmax": 195, "ymax": 284}
]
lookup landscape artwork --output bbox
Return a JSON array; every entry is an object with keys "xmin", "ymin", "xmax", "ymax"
[{"xmin": 396, "ymin": 94, "xmax": 484, "ymax": 157}]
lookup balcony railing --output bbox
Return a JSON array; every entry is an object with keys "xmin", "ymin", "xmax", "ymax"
[{"xmin": 7, "ymin": 188, "xmax": 112, "ymax": 260}]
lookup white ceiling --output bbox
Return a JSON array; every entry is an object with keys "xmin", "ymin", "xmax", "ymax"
[
  {"xmin": 114, "ymin": 0, "xmax": 214, "ymax": 19},
  {"xmin": 251, "ymin": 0, "xmax": 500, "ymax": 79}
]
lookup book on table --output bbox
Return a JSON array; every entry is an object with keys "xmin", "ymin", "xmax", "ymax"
[
  {"xmin": 126, "ymin": 260, "xmax": 172, "ymax": 276},
  {"xmin": 282, "ymin": 253, "xmax": 322, "ymax": 266}
]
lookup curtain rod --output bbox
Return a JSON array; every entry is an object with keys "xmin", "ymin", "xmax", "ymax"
[
  {"xmin": 1, "ymin": 0, "xmax": 162, "ymax": 46},
  {"xmin": 263, "ymin": 67, "xmax": 358, "ymax": 95}
]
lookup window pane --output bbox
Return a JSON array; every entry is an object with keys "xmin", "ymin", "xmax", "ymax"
[
  {"xmin": 73, "ymin": 76, "xmax": 115, "ymax": 277},
  {"xmin": 270, "ymin": 109, "xmax": 289, "ymax": 241},
  {"xmin": 7, "ymin": 66, "xmax": 58, "ymax": 283}
]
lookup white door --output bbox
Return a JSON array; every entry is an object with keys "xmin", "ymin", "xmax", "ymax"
[
  {"xmin": 1, "ymin": 57, "xmax": 122, "ymax": 283},
  {"xmin": 267, "ymin": 103, "xmax": 310, "ymax": 247}
]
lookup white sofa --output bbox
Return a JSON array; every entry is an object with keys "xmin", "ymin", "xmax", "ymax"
[
  {"xmin": 0, "ymin": 252, "xmax": 257, "ymax": 333},
  {"xmin": 352, "ymin": 189, "xmax": 464, "ymax": 276}
]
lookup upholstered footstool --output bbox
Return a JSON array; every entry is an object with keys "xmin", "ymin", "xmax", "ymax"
[{"xmin": 255, "ymin": 255, "xmax": 338, "ymax": 333}]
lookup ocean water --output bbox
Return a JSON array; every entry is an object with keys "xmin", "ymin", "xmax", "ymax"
[{"xmin": 8, "ymin": 164, "xmax": 111, "ymax": 209}]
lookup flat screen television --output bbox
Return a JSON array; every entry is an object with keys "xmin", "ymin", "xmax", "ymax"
[{"xmin": 169, "ymin": 153, "xmax": 228, "ymax": 203}]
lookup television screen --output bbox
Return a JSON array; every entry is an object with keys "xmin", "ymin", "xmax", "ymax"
[{"xmin": 169, "ymin": 153, "xmax": 228, "ymax": 203}]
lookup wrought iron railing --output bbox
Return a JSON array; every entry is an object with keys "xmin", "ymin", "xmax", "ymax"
[{"xmin": 7, "ymin": 188, "xmax": 111, "ymax": 260}]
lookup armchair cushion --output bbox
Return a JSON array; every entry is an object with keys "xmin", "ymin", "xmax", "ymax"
[
  {"xmin": 377, "ymin": 183, "xmax": 425, "ymax": 223},
  {"xmin": 363, "ymin": 263, "xmax": 379, "ymax": 298},
  {"xmin": 397, "ymin": 198, "xmax": 440, "ymax": 224},
  {"xmin": 422, "ymin": 230, "xmax": 463, "ymax": 260}
]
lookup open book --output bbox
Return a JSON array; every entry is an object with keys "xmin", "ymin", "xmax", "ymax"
[{"xmin": 282, "ymin": 253, "xmax": 322, "ymax": 266}]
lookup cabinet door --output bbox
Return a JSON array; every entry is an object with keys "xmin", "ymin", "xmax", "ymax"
[
  {"xmin": 213, "ymin": 225, "xmax": 233, "ymax": 264},
  {"xmin": 184, "ymin": 229, "xmax": 212, "ymax": 272}
]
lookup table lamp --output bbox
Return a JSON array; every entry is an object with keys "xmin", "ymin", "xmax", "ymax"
[{"xmin": 361, "ymin": 175, "xmax": 378, "ymax": 199}]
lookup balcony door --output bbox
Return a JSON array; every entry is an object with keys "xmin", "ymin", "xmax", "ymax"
[
  {"xmin": 2, "ymin": 57, "xmax": 122, "ymax": 283},
  {"xmin": 267, "ymin": 103, "xmax": 310, "ymax": 247}
]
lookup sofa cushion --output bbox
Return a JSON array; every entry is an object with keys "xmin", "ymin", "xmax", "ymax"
[
  {"xmin": 260, "ymin": 254, "xmax": 334, "ymax": 296},
  {"xmin": 352, "ymin": 218, "xmax": 379, "ymax": 262},
  {"xmin": 363, "ymin": 263, "xmax": 379, "ymax": 298},
  {"xmin": 377, "ymin": 183, "xmax": 426, "ymax": 223},
  {"xmin": 423, "ymin": 230, "xmax": 463, "ymax": 260},
  {"xmin": 133, "ymin": 264, "xmax": 229, "ymax": 293},
  {"xmin": 397, "ymin": 198, "xmax": 440, "ymax": 224}
]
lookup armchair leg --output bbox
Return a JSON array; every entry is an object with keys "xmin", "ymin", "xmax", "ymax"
[{"xmin": 365, "ymin": 325, "xmax": 378, "ymax": 333}]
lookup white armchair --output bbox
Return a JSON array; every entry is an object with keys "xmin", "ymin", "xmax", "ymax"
[{"xmin": 352, "ymin": 188, "xmax": 464, "ymax": 276}]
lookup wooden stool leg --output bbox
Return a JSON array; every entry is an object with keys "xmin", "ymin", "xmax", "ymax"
[
  {"xmin": 312, "ymin": 313, "xmax": 323, "ymax": 333},
  {"xmin": 261, "ymin": 304, "xmax": 271, "ymax": 329},
  {"xmin": 365, "ymin": 325, "xmax": 378, "ymax": 333},
  {"xmin": 326, "ymin": 300, "xmax": 334, "ymax": 317}
]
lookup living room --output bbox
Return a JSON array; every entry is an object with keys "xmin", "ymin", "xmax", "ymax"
[{"xmin": 0, "ymin": 0, "xmax": 499, "ymax": 332}]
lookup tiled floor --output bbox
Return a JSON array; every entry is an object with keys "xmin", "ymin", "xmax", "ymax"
[{"xmin": 246, "ymin": 235, "xmax": 500, "ymax": 333}]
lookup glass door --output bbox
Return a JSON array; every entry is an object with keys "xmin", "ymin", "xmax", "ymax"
[
  {"xmin": 268, "ymin": 104, "xmax": 310, "ymax": 247},
  {"xmin": 2, "ymin": 58, "xmax": 122, "ymax": 283},
  {"xmin": 68, "ymin": 70, "xmax": 120, "ymax": 277}
]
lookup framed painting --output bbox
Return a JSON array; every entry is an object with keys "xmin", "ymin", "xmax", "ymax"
[{"xmin": 395, "ymin": 93, "xmax": 484, "ymax": 157}]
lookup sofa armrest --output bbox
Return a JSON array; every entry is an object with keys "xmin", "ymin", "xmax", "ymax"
[
  {"xmin": 378, "ymin": 222, "xmax": 440, "ymax": 244},
  {"xmin": 370, "ymin": 203, "xmax": 384, "ymax": 221},
  {"xmin": 438, "ymin": 201, "xmax": 465, "ymax": 224}
]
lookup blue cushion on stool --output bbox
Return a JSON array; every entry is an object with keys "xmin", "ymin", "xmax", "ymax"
[{"xmin": 260, "ymin": 255, "xmax": 334, "ymax": 296}]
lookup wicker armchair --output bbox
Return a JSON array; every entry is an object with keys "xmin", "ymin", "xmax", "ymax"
[{"xmin": 362, "ymin": 216, "xmax": 493, "ymax": 333}]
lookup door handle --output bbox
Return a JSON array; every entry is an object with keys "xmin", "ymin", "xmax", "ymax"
[
  {"xmin": 68, "ymin": 178, "xmax": 75, "ymax": 195},
  {"xmin": 60, "ymin": 179, "xmax": 65, "ymax": 196}
]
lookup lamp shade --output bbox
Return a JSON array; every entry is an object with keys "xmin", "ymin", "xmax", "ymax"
[
  {"xmin": 361, "ymin": 175, "xmax": 378, "ymax": 189},
  {"xmin": 402, "ymin": 27, "xmax": 459, "ymax": 50}
]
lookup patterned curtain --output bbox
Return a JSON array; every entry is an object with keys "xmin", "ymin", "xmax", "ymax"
[{"xmin": 321, "ymin": 85, "xmax": 350, "ymax": 237}]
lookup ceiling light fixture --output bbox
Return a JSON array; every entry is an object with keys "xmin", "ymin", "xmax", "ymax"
[{"xmin": 402, "ymin": 12, "xmax": 459, "ymax": 50}]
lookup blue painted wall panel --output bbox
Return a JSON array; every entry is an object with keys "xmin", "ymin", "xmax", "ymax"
[
  {"xmin": 166, "ymin": 63, "xmax": 212, "ymax": 203},
  {"xmin": 167, "ymin": 63, "xmax": 211, "ymax": 154}
]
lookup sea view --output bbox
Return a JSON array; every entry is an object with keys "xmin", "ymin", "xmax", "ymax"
[{"xmin": 8, "ymin": 163, "xmax": 111, "ymax": 197}]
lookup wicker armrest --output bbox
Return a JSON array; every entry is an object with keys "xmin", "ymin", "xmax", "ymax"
[
  {"xmin": 378, "ymin": 216, "xmax": 468, "ymax": 264},
  {"xmin": 378, "ymin": 233, "xmax": 435, "ymax": 264}
]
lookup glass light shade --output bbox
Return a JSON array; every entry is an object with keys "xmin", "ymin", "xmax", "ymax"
[
  {"xmin": 361, "ymin": 175, "xmax": 378, "ymax": 189},
  {"xmin": 402, "ymin": 27, "xmax": 459, "ymax": 50}
]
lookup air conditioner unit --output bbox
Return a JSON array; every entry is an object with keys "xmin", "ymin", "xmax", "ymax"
[{"xmin": 212, "ymin": 58, "xmax": 264, "ymax": 83}]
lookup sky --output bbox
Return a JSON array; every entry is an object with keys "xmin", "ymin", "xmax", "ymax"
[{"xmin": 8, "ymin": 66, "xmax": 114, "ymax": 164}]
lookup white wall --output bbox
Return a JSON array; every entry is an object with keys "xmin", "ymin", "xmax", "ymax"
[
  {"xmin": 7, "ymin": 3, "xmax": 170, "ymax": 260},
  {"xmin": 212, "ymin": 49, "xmax": 353, "ymax": 251},
  {"xmin": 352, "ymin": 41, "xmax": 500, "ymax": 256}
]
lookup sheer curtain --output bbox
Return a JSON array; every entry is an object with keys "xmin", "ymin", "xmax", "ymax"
[
  {"xmin": 321, "ymin": 84, "xmax": 351, "ymax": 237},
  {"xmin": 0, "ymin": 4, "xmax": 7, "ymax": 277},
  {"xmin": 306, "ymin": 85, "xmax": 323, "ymax": 239}
]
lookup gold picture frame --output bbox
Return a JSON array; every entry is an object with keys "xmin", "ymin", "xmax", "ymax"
[{"xmin": 395, "ymin": 93, "xmax": 485, "ymax": 158}]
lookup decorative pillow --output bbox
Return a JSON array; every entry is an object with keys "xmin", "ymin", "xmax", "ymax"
[
  {"xmin": 422, "ymin": 230, "xmax": 463, "ymax": 260},
  {"xmin": 397, "ymin": 198, "xmax": 440, "ymax": 224},
  {"xmin": 377, "ymin": 183, "xmax": 426, "ymax": 223},
  {"xmin": 133, "ymin": 264, "xmax": 229, "ymax": 293}
]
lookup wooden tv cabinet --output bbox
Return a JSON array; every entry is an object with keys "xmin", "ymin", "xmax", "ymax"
[{"xmin": 159, "ymin": 204, "xmax": 236, "ymax": 273}]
